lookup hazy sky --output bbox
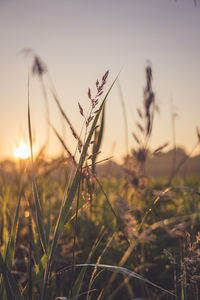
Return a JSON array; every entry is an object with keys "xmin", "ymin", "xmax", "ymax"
[{"xmin": 0, "ymin": 0, "xmax": 200, "ymax": 161}]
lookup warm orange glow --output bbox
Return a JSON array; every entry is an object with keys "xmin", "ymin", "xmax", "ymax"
[{"xmin": 14, "ymin": 142, "xmax": 31, "ymax": 159}]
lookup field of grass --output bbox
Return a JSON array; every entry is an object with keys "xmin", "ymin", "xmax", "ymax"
[{"xmin": 0, "ymin": 57, "xmax": 200, "ymax": 300}]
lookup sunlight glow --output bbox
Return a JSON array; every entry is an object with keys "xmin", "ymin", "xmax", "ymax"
[{"xmin": 14, "ymin": 142, "xmax": 31, "ymax": 159}]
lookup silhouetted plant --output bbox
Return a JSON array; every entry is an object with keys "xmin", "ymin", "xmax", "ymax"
[{"xmin": 131, "ymin": 64, "xmax": 168, "ymax": 175}]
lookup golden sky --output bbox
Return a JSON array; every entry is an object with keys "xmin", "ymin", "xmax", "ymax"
[{"xmin": 0, "ymin": 0, "xmax": 200, "ymax": 161}]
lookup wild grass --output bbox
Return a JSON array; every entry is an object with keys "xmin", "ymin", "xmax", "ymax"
[{"xmin": 0, "ymin": 57, "xmax": 200, "ymax": 299}]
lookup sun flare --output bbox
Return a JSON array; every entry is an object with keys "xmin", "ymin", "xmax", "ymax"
[{"xmin": 14, "ymin": 142, "xmax": 31, "ymax": 159}]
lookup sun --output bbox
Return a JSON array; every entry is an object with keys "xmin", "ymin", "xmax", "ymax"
[{"xmin": 14, "ymin": 142, "xmax": 31, "ymax": 159}]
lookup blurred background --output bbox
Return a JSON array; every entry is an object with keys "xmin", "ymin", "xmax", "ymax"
[{"xmin": 0, "ymin": 0, "xmax": 200, "ymax": 162}]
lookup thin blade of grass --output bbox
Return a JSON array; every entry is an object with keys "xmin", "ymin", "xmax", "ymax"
[
  {"xmin": 28, "ymin": 79, "xmax": 47, "ymax": 255},
  {"xmin": 2, "ymin": 192, "xmax": 9, "ymax": 256},
  {"xmin": 0, "ymin": 251, "xmax": 23, "ymax": 300},
  {"xmin": 73, "ymin": 264, "xmax": 176, "ymax": 297},
  {"xmin": 117, "ymin": 80, "xmax": 129, "ymax": 154},
  {"xmin": 4, "ymin": 191, "xmax": 21, "ymax": 269},
  {"xmin": 51, "ymin": 91, "xmax": 82, "ymax": 145},
  {"xmin": 72, "ymin": 178, "xmax": 82, "ymax": 272},
  {"xmin": 22, "ymin": 253, "xmax": 47, "ymax": 299},
  {"xmin": 71, "ymin": 227, "xmax": 107, "ymax": 300},
  {"xmin": 0, "ymin": 185, "xmax": 23, "ymax": 299},
  {"xmin": 92, "ymin": 105, "xmax": 105, "ymax": 173},
  {"xmin": 50, "ymin": 123, "xmax": 77, "ymax": 166},
  {"xmin": 45, "ymin": 197, "xmax": 52, "ymax": 247},
  {"xmin": 87, "ymin": 234, "xmax": 115, "ymax": 300}
]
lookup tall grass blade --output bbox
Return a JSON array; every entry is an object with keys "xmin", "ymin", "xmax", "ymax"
[
  {"xmin": 51, "ymin": 91, "xmax": 82, "ymax": 145},
  {"xmin": 50, "ymin": 123, "xmax": 77, "ymax": 166},
  {"xmin": 28, "ymin": 79, "xmax": 48, "ymax": 255},
  {"xmin": 86, "ymin": 234, "xmax": 115, "ymax": 300},
  {"xmin": 4, "ymin": 192, "xmax": 21, "ymax": 269},
  {"xmin": 2, "ymin": 190, "xmax": 9, "ymax": 256},
  {"xmin": 73, "ymin": 264, "xmax": 176, "ymax": 297},
  {"xmin": 0, "ymin": 251, "xmax": 23, "ymax": 300},
  {"xmin": 117, "ymin": 80, "xmax": 128, "ymax": 154},
  {"xmin": 0, "ymin": 192, "xmax": 22, "ymax": 299},
  {"xmin": 92, "ymin": 105, "xmax": 105, "ymax": 173},
  {"xmin": 71, "ymin": 227, "xmax": 107, "ymax": 300}
]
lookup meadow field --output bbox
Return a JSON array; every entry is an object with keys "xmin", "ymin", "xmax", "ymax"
[{"xmin": 0, "ymin": 58, "xmax": 200, "ymax": 300}]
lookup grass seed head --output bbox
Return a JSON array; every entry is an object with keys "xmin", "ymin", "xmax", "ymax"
[{"xmin": 32, "ymin": 55, "xmax": 47, "ymax": 77}]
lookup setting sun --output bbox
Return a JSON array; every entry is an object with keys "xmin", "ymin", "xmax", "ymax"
[{"xmin": 14, "ymin": 142, "xmax": 31, "ymax": 159}]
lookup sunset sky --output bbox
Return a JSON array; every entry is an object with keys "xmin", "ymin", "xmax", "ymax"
[{"xmin": 0, "ymin": 0, "xmax": 200, "ymax": 161}]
